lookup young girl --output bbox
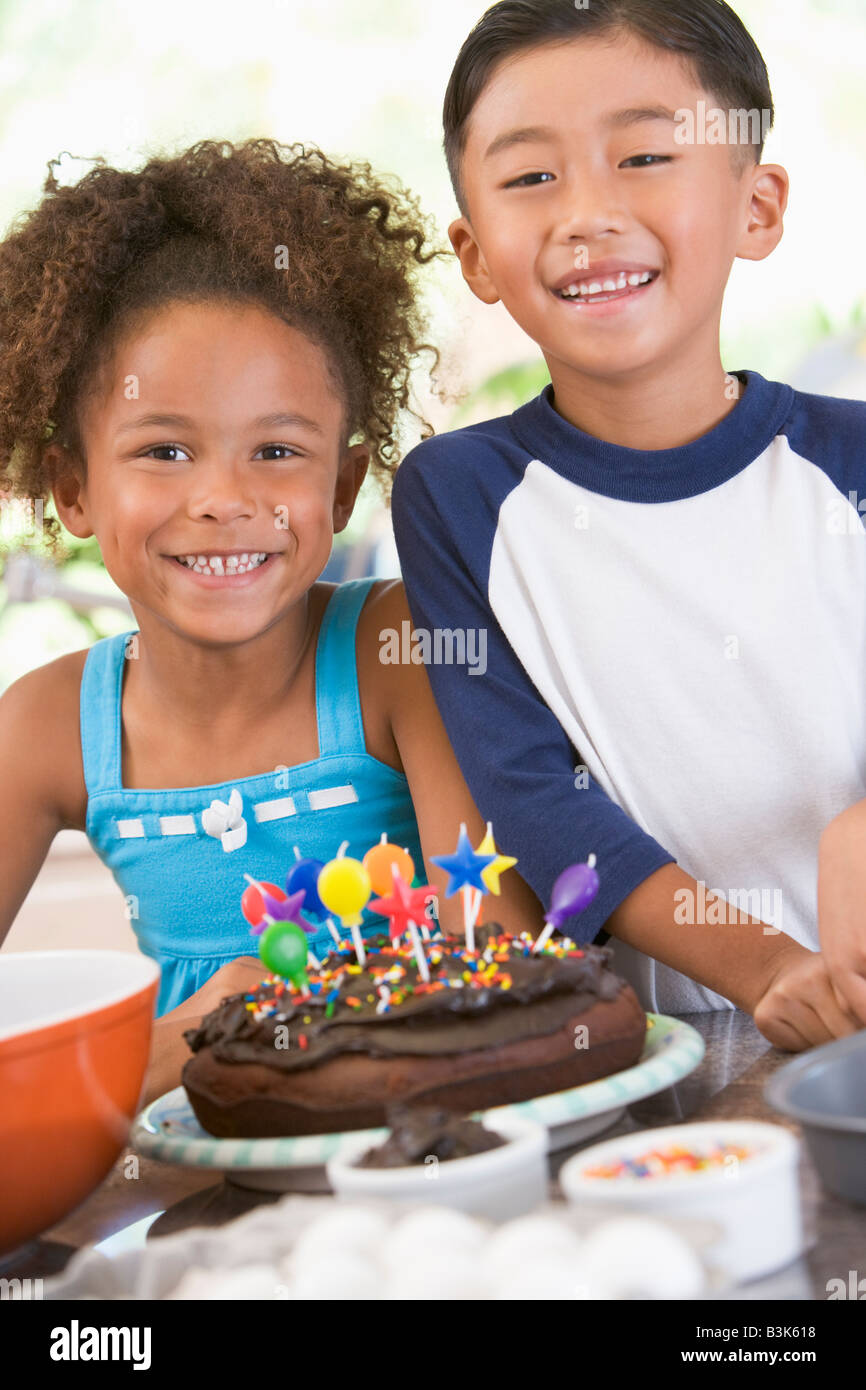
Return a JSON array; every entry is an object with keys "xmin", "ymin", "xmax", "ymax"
[{"xmin": 0, "ymin": 138, "xmax": 544, "ymax": 1103}]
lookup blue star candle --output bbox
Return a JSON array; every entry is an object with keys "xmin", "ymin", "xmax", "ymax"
[{"xmin": 431, "ymin": 822, "xmax": 496, "ymax": 952}]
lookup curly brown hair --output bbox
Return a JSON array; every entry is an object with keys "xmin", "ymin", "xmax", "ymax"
[{"xmin": 0, "ymin": 137, "xmax": 447, "ymax": 551}]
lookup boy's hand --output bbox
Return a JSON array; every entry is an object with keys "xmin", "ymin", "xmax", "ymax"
[
  {"xmin": 817, "ymin": 800, "xmax": 866, "ymax": 1027},
  {"xmin": 753, "ymin": 943, "xmax": 861, "ymax": 1051}
]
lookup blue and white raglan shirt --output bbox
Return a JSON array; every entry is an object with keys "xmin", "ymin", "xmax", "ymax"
[{"xmin": 390, "ymin": 370, "xmax": 866, "ymax": 1015}]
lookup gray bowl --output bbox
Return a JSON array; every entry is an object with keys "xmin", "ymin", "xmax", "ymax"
[{"xmin": 765, "ymin": 1030, "xmax": 866, "ymax": 1205}]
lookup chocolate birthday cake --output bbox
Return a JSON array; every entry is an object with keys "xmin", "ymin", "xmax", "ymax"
[{"xmin": 181, "ymin": 924, "xmax": 647, "ymax": 1138}]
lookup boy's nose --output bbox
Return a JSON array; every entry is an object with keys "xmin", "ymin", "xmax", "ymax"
[{"xmin": 551, "ymin": 177, "xmax": 628, "ymax": 244}]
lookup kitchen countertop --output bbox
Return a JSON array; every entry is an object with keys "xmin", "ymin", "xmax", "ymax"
[{"xmin": 4, "ymin": 1008, "xmax": 863, "ymax": 1299}]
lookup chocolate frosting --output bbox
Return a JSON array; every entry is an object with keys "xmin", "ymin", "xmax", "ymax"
[
  {"xmin": 183, "ymin": 924, "xmax": 626, "ymax": 1074},
  {"xmin": 354, "ymin": 1104, "xmax": 506, "ymax": 1168}
]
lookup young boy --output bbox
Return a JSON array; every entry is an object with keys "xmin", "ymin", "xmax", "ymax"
[{"xmin": 391, "ymin": 0, "xmax": 866, "ymax": 1050}]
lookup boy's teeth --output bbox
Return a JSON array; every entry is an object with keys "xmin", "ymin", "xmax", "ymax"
[{"xmin": 177, "ymin": 552, "xmax": 267, "ymax": 575}]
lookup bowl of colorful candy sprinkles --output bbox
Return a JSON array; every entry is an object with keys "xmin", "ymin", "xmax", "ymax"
[{"xmin": 559, "ymin": 1120, "xmax": 803, "ymax": 1285}]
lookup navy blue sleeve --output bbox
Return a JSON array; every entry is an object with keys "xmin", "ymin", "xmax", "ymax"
[
  {"xmin": 780, "ymin": 387, "xmax": 866, "ymax": 501},
  {"xmin": 390, "ymin": 437, "xmax": 677, "ymax": 944}
]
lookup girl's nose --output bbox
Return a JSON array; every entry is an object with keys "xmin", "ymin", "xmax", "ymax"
[{"xmin": 185, "ymin": 461, "xmax": 257, "ymax": 523}]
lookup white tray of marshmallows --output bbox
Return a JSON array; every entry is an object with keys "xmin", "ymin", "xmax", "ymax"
[
  {"xmin": 44, "ymin": 1195, "xmax": 719, "ymax": 1301},
  {"xmin": 40, "ymin": 1113, "xmax": 806, "ymax": 1300}
]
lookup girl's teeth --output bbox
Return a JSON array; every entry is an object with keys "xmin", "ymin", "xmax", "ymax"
[{"xmin": 178, "ymin": 552, "xmax": 267, "ymax": 575}]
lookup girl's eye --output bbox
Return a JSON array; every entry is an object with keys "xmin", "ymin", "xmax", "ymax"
[
  {"xmin": 504, "ymin": 171, "xmax": 555, "ymax": 188},
  {"xmin": 257, "ymin": 444, "xmax": 300, "ymax": 460},
  {"xmin": 141, "ymin": 444, "xmax": 301, "ymax": 461},
  {"xmin": 621, "ymin": 154, "xmax": 674, "ymax": 168}
]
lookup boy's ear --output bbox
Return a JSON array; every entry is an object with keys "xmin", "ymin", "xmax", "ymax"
[
  {"xmin": 45, "ymin": 443, "xmax": 94, "ymax": 539},
  {"xmin": 333, "ymin": 441, "xmax": 370, "ymax": 533},
  {"xmin": 448, "ymin": 216, "xmax": 501, "ymax": 305},
  {"xmin": 735, "ymin": 163, "xmax": 789, "ymax": 263}
]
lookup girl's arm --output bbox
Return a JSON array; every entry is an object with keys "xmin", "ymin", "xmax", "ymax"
[
  {"xmin": 0, "ymin": 659, "xmax": 81, "ymax": 945},
  {"xmin": 362, "ymin": 581, "xmax": 546, "ymax": 938},
  {"xmin": 142, "ymin": 954, "xmax": 268, "ymax": 1107}
]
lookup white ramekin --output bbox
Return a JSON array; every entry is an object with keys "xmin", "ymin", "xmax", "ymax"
[
  {"xmin": 559, "ymin": 1119, "xmax": 803, "ymax": 1284},
  {"xmin": 325, "ymin": 1112, "xmax": 548, "ymax": 1223}
]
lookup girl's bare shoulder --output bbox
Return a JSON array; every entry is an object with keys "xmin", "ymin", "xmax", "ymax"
[
  {"xmin": 357, "ymin": 576, "xmax": 406, "ymax": 625},
  {"xmin": 354, "ymin": 578, "xmax": 411, "ymax": 767},
  {"xmin": 355, "ymin": 578, "xmax": 409, "ymax": 675},
  {"xmin": 0, "ymin": 648, "xmax": 89, "ymax": 829}
]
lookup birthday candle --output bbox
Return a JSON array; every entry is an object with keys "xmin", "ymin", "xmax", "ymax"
[
  {"xmin": 242, "ymin": 873, "xmax": 320, "ymax": 969},
  {"xmin": 317, "ymin": 842, "xmax": 371, "ymax": 967},
  {"xmin": 533, "ymin": 854, "xmax": 599, "ymax": 954},
  {"xmin": 368, "ymin": 863, "xmax": 437, "ymax": 982},
  {"xmin": 286, "ymin": 848, "xmax": 341, "ymax": 945},
  {"xmin": 431, "ymin": 823, "xmax": 495, "ymax": 953},
  {"xmin": 473, "ymin": 822, "xmax": 518, "ymax": 938}
]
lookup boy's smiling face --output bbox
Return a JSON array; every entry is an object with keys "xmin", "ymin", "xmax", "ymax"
[
  {"xmin": 449, "ymin": 33, "xmax": 787, "ymax": 384},
  {"xmin": 49, "ymin": 301, "xmax": 368, "ymax": 647}
]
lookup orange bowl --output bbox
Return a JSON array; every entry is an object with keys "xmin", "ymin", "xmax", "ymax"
[{"xmin": 0, "ymin": 950, "xmax": 160, "ymax": 1255}]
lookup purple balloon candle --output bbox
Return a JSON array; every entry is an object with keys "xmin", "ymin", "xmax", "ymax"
[{"xmin": 545, "ymin": 854, "xmax": 599, "ymax": 928}]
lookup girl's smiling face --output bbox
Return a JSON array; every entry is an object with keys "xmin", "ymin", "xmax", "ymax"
[
  {"xmin": 51, "ymin": 300, "xmax": 368, "ymax": 645},
  {"xmin": 449, "ymin": 34, "xmax": 786, "ymax": 382}
]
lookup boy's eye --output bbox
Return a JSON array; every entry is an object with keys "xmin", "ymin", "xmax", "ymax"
[
  {"xmin": 504, "ymin": 154, "xmax": 673, "ymax": 188},
  {"xmin": 621, "ymin": 154, "xmax": 673, "ymax": 168},
  {"xmin": 503, "ymin": 171, "xmax": 555, "ymax": 188},
  {"xmin": 144, "ymin": 444, "xmax": 189, "ymax": 462}
]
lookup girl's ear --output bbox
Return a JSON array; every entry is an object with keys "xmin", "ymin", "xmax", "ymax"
[
  {"xmin": 333, "ymin": 442, "xmax": 370, "ymax": 533},
  {"xmin": 45, "ymin": 444, "xmax": 95, "ymax": 539}
]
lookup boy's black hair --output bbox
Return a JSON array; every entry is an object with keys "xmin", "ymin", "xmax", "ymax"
[{"xmin": 443, "ymin": 0, "xmax": 775, "ymax": 217}]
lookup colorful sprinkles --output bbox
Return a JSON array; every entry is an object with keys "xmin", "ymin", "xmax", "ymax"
[
  {"xmin": 583, "ymin": 1141, "xmax": 755, "ymax": 1180},
  {"xmin": 243, "ymin": 928, "xmax": 587, "ymax": 1026}
]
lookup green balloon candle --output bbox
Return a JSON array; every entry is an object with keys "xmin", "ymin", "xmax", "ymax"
[{"xmin": 258, "ymin": 921, "xmax": 309, "ymax": 988}]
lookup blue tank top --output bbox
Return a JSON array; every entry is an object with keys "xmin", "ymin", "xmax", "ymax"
[{"xmin": 80, "ymin": 578, "xmax": 428, "ymax": 1016}]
